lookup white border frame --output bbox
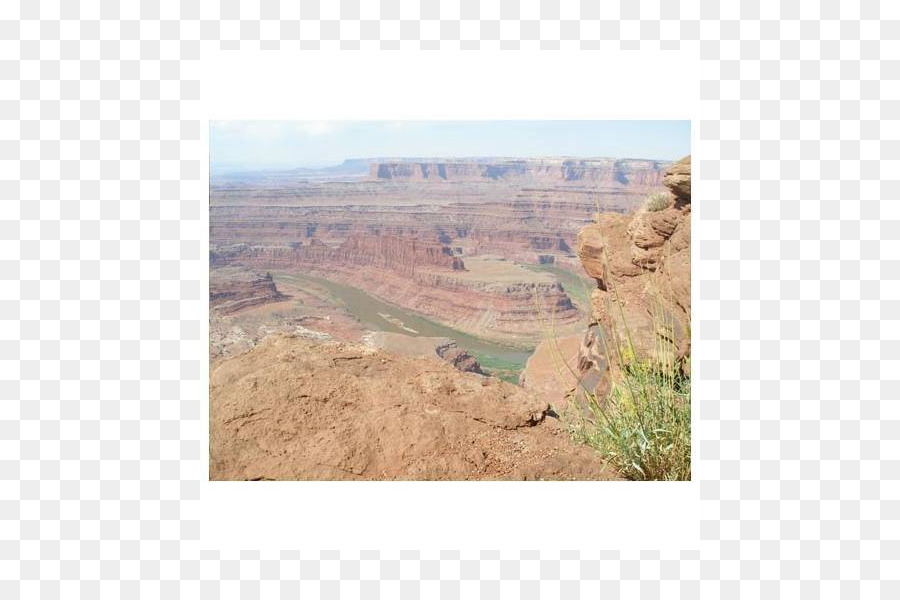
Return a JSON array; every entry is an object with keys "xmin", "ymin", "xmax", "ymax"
[{"xmin": 202, "ymin": 48, "xmax": 699, "ymax": 552}]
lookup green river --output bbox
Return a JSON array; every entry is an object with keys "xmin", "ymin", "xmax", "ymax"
[{"xmin": 274, "ymin": 272, "xmax": 534, "ymax": 383}]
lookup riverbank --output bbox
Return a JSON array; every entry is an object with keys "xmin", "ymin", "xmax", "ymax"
[{"xmin": 272, "ymin": 271, "xmax": 534, "ymax": 383}]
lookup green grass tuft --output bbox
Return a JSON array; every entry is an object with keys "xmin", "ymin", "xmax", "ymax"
[
  {"xmin": 561, "ymin": 234, "xmax": 690, "ymax": 480},
  {"xmin": 644, "ymin": 191, "xmax": 671, "ymax": 212},
  {"xmin": 572, "ymin": 357, "xmax": 690, "ymax": 481}
]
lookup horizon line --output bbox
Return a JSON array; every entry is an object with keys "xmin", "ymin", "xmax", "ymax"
[{"xmin": 211, "ymin": 154, "xmax": 684, "ymax": 173}]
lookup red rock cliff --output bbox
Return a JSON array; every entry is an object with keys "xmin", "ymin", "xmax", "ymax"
[
  {"xmin": 369, "ymin": 158, "xmax": 668, "ymax": 186},
  {"xmin": 575, "ymin": 155, "xmax": 691, "ymax": 400},
  {"xmin": 209, "ymin": 267, "xmax": 287, "ymax": 314},
  {"xmin": 212, "ymin": 233, "xmax": 464, "ymax": 276}
]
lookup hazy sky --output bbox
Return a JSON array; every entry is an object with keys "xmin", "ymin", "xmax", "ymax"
[{"xmin": 210, "ymin": 120, "xmax": 691, "ymax": 171}]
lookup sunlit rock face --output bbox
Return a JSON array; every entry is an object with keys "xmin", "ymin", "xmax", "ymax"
[{"xmin": 575, "ymin": 155, "xmax": 692, "ymax": 400}]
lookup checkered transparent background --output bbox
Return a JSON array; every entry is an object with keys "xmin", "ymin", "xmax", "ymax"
[{"xmin": 2, "ymin": 0, "xmax": 896, "ymax": 597}]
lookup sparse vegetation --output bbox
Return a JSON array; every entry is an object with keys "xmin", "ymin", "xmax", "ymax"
[
  {"xmin": 644, "ymin": 191, "xmax": 671, "ymax": 212},
  {"xmin": 551, "ymin": 216, "xmax": 690, "ymax": 481},
  {"xmin": 563, "ymin": 267, "xmax": 692, "ymax": 479},
  {"xmin": 572, "ymin": 351, "xmax": 691, "ymax": 481},
  {"xmin": 531, "ymin": 270, "xmax": 691, "ymax": 480}
]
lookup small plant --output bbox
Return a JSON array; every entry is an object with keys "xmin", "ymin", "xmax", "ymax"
[
  {"xmin": 644, "ymin": 191, "xmax": 671, "ymax": 212},
  {"xmin": 559, "ymin": 223, "xmax": 690, "ymax": 480},
  {"xmin": 572, "ymin": 353, "xmax": 691, "ymax": 481},
  {"xmin": 570, "ymin": 273, "xmax": 690, "ymax": 480}
]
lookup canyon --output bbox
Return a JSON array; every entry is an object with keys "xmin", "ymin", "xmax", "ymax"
[
  {"xmin": 208, "ymin": 154, "xmax": 690, "ymax": 481},
  {"xmin": 210, "ymin": 156, "xmax": 670, "ymax": 364}
]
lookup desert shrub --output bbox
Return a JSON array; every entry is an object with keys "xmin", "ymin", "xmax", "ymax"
[
  {"xmin": 572, "ymin": 354, "xmax": 691, "ymax": 481},
  {"xmin": 532, "ymin": 221, "xmax": 690, "ymax": 480},
  {"xmin": 566, "ymin": 270, "xmax": 690, "ymax": 480},
  {"xmin": 644, "ymin": 191, "xmax": 670, "ymax": 212}
]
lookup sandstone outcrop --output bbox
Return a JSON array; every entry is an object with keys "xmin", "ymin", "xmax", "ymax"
[
  {"xmin": 575, "ymin": 155, "xmax": 691, "ymax": 399},
  {"xmin": 209, "ymin": 267, "xmax": 287, "ymax": 314},
  {"xmin": 363, "ymin": 331, "xmax": 485, "ymax": 375},
  {"xmin": 663, "ymin": 156, "xmax": 691, "ymax": 202},
  {"xmin": 211, "ymin": 233, "xmax": 463, "ymax": 275},
  {"xmin": 209, "ymin": 334, "xmax": 619, "ymax": 481},
  {"xmin": 211, "ymin": 238, "xmax": 584, "ymax": 345},
  {"xmin": 436, "ymin": 341, "xmax": 486, "ymax": 375},
  {"xmin": 519, "ymin": 334, "xmax": 582, "ymax": 408}
]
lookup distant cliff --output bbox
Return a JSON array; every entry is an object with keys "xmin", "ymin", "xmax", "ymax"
[
  {"xmin": 210, "ymin": 234, "xmax": 583, "ymax": 345},
  {"xmin": 211, "ymin": 233, "xmax": 464, "ymax": 275},
  {"xmin": 369, "ymin": 158, "xmax": 669, "ymax": 186}
]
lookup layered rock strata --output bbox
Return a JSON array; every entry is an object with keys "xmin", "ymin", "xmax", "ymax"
[
  {"xmin": 209, "ymin": 157, "xmax": 672, "ymax": 347},
  {"xmin": 210, "ymin": 158, "xmax": 670, "ymax": 271},
  {"xmin": 369, "ymin": 158, "xmax": 667, "ymax": 186},
  {"xmin": 211, "ymin": 234, "xmax": 462, "ymax": 274},
  {"xmin": 575, "ymin": 155, "xmax": 692, "ymax": 400},
  {"xmin": 209, "ymin": 267, "xmax": 287, "ymax": 315},
  {"xmin": 212, "ymin": 236, "xmax": 583, "ymax": 345}
]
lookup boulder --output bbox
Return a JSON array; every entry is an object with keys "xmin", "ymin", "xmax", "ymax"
[{"xmin": 663, "ymin": 155, "xmax": 691, "ymax": 204}]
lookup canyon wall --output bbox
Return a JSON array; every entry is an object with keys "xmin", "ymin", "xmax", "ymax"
[
  {"xmin": 369, "ymin": 158, "xmax": 667, "ymax": 186},
  {"xmin": 211, "ymin": 233, "xmax": 463, "ymax": 275},
  {"xmin": 209, "ymin": 157, "xmax": 672, "ymax": 346},
  {"xmin": 295, "ymin": 234, "xmax": 466, "ymax": 274},
  {"xmin": 209, "ymin": 267, "xmax": 287, "ymax": 314},
  {"xmin": 212, "ymin": 234, "xmax": 583, "ymax": 345},
  {"xmin": 575, "ymin": 155, "xmax": 692, "ymax": 400},
  {"xmin": 210, "ymin": 158, "xmax": 669, "ymax": 270}
]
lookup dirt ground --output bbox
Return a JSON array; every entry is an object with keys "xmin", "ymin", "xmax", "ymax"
[{"xmin": 210, "ymin": 334, "xmax": 619, "ymax": 481}]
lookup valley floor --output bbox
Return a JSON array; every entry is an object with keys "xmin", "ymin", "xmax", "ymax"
[{"xmin": 210, "ymin": 265, "xmax": 589, "ymax": 383}]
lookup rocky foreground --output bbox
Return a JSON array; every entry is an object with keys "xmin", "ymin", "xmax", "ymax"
[
  {"xmin": 575, "ymin": 155, "xmax": 692, "ymax": 399},
  {"xmin": 209, "ymin": 334, "xmax": 618, "ymax": 481},
  {"xmin": 363, "ymin": 331, "xmax": 486, "ymax": 375}
]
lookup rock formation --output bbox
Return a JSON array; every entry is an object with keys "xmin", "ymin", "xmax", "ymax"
[
  {"xmin": 519, "ymin": 334, "xmax": 582, "ymax": 407},
  {"xmin": 211, "ymin": 234, "xmax": 463, "ymax": 274},
  {"xmin": 209, "ymin": 155, "xmax": 673, "ymax": 368},
  {"xmin": 363, "ymin": 331, "xmax": 486, "ymax": 375},
  {"xmin": 210, "ymin": 158, "xmax": 670, "ymax": 272},
  {"xmin": 209, "ymin": 334, "xmax": 619, "ymax": 480},
  {"xmin": 575, "ymin": 155, "xmax": 691, "ymax": 400},
  {"xmin": 435, "ymin": 340, "xmax": 486, "ymax": 375},
  {"xmin": 209, "ymin": 267, "xmax": 287, "ymax": 314},
  {"xmin": 368, "ymin": 158, "xmax": 667, "ymax": 186},
  {"xmin": 211, "ymin": 237, "xmax": 584, "ymax": 345}
]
